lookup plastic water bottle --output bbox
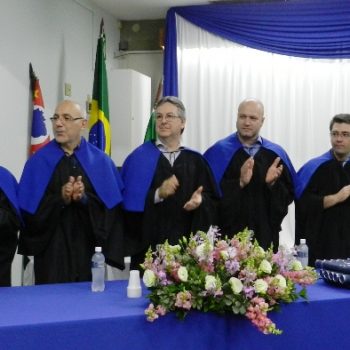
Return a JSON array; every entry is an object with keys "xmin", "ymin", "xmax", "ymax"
[
  {"xmin": 91, "ymin": 247, "xmax": 105, "ymax": 292},
  {"xmin": 297, "ymin": 239, "xmax": 309, "ymax": 268}
]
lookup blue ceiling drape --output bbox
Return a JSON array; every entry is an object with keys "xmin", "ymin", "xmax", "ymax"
[{"xmin": 164, "ymin": 0, "xmax": 350, "ymax": 96}]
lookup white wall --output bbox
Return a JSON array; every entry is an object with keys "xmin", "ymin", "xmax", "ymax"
[
  {"xmin": 0, "ymin": 0, "xmax": 121, "ymax": 285},
  {"xmin": 0, "ymin": 0, "xmax": 120, "ymax": 177}
]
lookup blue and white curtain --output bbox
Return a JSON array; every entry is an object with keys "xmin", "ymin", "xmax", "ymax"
[{"xmin": 162, "ymin": 0, "xmax": 350, "ymax": 246}]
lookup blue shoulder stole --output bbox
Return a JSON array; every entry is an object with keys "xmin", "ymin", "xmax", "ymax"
[
  {"xmin": 121, "ymin": 141, "xmax": 201, "ymax": 211},
  {"xmin": 19, "ymin": 138, "xmax": 123, "ymax": 214},
  {"xmin": 204, "ymin": 132, "xmax": 297, "ymax": 190},
  {"xmin": 0, "ymin": 166, "xmax": 20, "ymax": 217},
  {"xmin": 295, "ymin": 150, "xmax": 335, "ymax": 199}
]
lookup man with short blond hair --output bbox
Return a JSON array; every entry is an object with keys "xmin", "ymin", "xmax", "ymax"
[{"xmin": 122, "ymin": 96, "xmax": 218, "ymax": 270}]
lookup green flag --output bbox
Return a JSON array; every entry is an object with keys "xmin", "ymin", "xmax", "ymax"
[
  {"xmin": 88, "ymin": 19, "xmax": 111, "ymax": 155},
  {"xmin": 144, "ymin": 79, "xmax": 163, "ymax": 142},
  {"xmin": 144, "ymin": 110, "xmax": 157, "ymax": 142}
]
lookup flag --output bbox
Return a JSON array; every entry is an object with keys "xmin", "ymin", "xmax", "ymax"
[
  {"xmin": 144, "ymin": 79, "xmax": 163, "ymax": 142},
  {"xmin": 88, "ymin": 19, "xmax": 111, "ymax": 155},
  {"xmin": 24, "ymin": 63, "xmax": 50, "ymax": 285},
  {"xmin": 143, "ymin": 111, "xmax": 157, "ymax": 143},
  {"xmin": 29, "ymin": 63, "xmax": 50, "ymax": 155}
]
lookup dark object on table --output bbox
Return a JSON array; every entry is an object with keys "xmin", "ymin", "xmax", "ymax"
[{"xmin": 316, "ymin": 259, "xmax": 350, "ymax": 287}]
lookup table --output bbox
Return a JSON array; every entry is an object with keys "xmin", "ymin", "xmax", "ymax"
[{"xmin": 0, "ymin": 279, "xmax": 349, "ymax": 350}]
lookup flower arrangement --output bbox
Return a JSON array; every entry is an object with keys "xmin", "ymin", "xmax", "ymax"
[{"xmin": 142, "ymin": 227, "xmax": 318, "ymax": 335}]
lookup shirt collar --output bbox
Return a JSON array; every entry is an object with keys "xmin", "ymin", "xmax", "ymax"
[
  {"xmin": 156, "ymin": 138, "xmax": 184, "ymax": 152},
  {"xmin": 242, "ymin": 136, "xmax": 262, "ymax": 147},
  {"xmin": 61, "ymin": 140, "xmax": 82, "ymax": 156}
]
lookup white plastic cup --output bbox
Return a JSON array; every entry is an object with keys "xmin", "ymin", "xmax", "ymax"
[{"xmin": 127, "ymin": 270, "xmax": 142, "ymax": 298}]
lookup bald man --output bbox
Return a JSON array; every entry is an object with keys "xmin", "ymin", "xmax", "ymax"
[
  {"xmin": 18, "ymin": 100, "xmax": 124, "ymax": 284},
  {"xmin": 204, "ymin": 98, "xmax": 296, "ymax": 250}
]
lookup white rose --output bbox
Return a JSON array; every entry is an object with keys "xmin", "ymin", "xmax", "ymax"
[
  {"xmin": 259, "ymin": 260, "xmax": 272, "ymax": 274},
  {"xmin": 274, "ymin": 274, "xmax": 287, "ymax": 288},
  {"xmin": 205, "ymin": 275, "xmax": 217, "ymax": 291},
  {"xmin": 229, "ymin": 277, "xmax": 243, "ymax": 294},
  {"xmin": 254, "ymin": 279, "xmax": 268, "ymax": 294},
  {"xmin": 177, "ymin": 266, "xmax": 188, "ymax": 282},
  {"xmin": 291, "ymin": 259, "xmax": 303, "ymax": 271},
  {"xmin": 143, "ymin": 269, "xmax": 157, "ymax": 287}
]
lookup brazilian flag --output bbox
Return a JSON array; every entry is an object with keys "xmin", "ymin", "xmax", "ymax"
[
  {"xmin": 143, "ymin": 110, "xmax": 157, "ymax": 142},
  {"xmin": 88, "ymin": 19, "xmax": 111, "ymax": 155}
]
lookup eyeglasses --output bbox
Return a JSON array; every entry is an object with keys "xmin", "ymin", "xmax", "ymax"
[
  {"xmin": 330, "ymin": 131, "xmax": 350, "ymax": 139},
  {"xmin": 155, "ymin": 113, "xmax": 180, "ymax": 122},
  {"xmin": 50, "ymin": 114, "xmax": 84, "ymax": 123}
]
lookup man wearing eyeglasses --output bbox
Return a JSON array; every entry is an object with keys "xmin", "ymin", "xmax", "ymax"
[
  {"xmin": 121, "ymin": 96, "xmax": 219, "ymax": 270},
  {"xmin": 295, "ymin": 114, "xmax": 350, "ymax": 265},
  {"xmin": 204, "ymin": 98, "xmax": 297, "ymax": 251},
  {"xmin": 18, "ymin": 100, "xmax": 124, "ymax": 284}
]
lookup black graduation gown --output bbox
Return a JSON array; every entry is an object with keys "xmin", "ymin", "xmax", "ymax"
[
  {"xmin": 18, "ymin": 155, "xmax": 124, "ymax": 284},
  {"xmin": 295, "ymin": 160, "xmax": 350, "ymax": 265},
  {"xmin": 124, "ymin": 151, "xmax": 219, "ymax": 268},
  {"xmin": 219, "ymin": 148, "xmax": 294, "ymax": 250},
  {"xmin": 0, "ymin": 190, "xmax": 20, "ymax": 286}
]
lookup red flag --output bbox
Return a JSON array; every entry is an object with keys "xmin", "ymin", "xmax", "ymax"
[{"xmin": 29, "ymin": 63, "xmax": 49, "ymax": 155}]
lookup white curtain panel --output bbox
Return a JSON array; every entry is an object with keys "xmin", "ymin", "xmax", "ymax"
[{"xmin": 176, "ymin": 15, "xmax": 350, "ymax": 247}]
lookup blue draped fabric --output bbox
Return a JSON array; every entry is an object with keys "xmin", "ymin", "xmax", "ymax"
[
  {"xmin": 2, "ymin": 280, "xmax": 350, "ymax": 349},
  {"xmin": 164, "ymin": 0, "xmax": 350, "ymax": 96}
]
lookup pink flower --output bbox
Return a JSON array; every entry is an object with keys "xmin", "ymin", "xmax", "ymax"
[
  {"xmin": 175, "ymin": 291, "xmax": 192, "ymax": 310},
  {"xmin": 238, "ymin": 268, "xmax": 257, "ymax": 284},
  {"xmin": 245, "ymin": 297, "xmax": 281, "ymax": 335},
  {"xmin": 145, "ymin": 303, "xmax": 168, "ymax": 322},
  {"xmin": 145, "ymin": 304, "xmax": 159, "ymax": 322},
  {"xmin": 283, "ymin": 269, "xmax": 317, "ymax": 286},
  {"xmin": 156, "ymin": 305, "xmax": 167, "ymax": 316},
  {"xmin": 272, "ymin": 246, "xmax": 296, "ymax": 272},
  {"xmin": 199, "ymin": 261, "xmax": 215, "ymax": 273},
  {"xmin": 212, "ymin": 240, "xmax": 229, "ymax": 261}
]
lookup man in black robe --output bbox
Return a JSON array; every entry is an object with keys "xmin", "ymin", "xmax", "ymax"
[
  {"xmin": 0, "ymin": 166, "xmax": 21, "ymax": 286},
  {"xmin": 18, "ymin": 100, "xmax": 124, "ymax": 284},
  {"xmin": 204, "ymin": 98, "xmax": 296, "ymax": 250},
  {"xmin": 295, "ymin": 114, "xmax": 350, "ymax": 265},
  {"xmin": 121, "ymin": 96, "xmax": 219, "ymax": 270}
]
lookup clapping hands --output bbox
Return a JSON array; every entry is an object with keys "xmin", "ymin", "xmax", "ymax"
[
  {"xmin": 183, "ymin": 186, "xmax": 203, "ymax": 211},
  {"xmin": 265, "ymin": 157, "xmax": 283, "ymax": 186},
  {"xmin": 240, "ymin": 156, "xmax": 283, "ymax": 188},
  {"xmin": 158, "ymin": 175, "xmax": 203, "ymax": 211},
  {"xmin": 62, "ymin": 176, "xmax": 85, "ymax": 204}
]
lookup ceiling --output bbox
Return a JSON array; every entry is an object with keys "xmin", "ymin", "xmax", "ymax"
[
  {"xmin": 91, "ymin": 0, "xmax": 278, "ymax": 20},
  {"xmin": 90, "ymin": 0, "xmax": 215, "ymax": 20}
]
